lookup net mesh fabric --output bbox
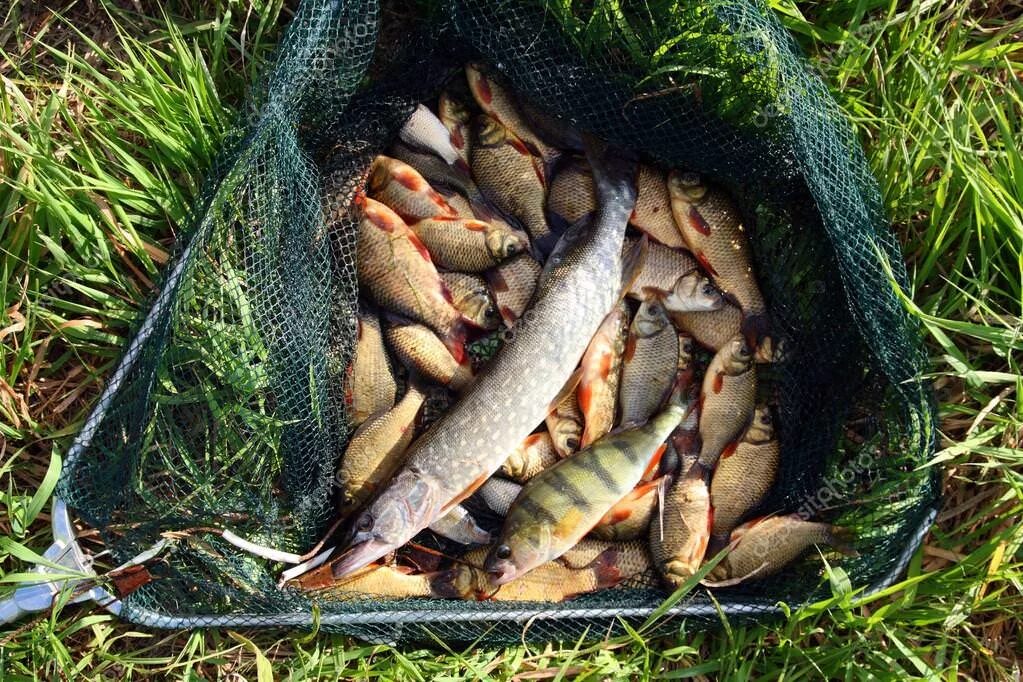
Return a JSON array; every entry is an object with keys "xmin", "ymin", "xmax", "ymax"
[{"xmin": 57, "ymin": 0, "xmax": 939, "ymax": 642}]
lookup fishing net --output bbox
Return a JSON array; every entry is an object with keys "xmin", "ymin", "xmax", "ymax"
[{"xmin": 57, "ymin": 0, "xmax": 939, "ymax": 642}]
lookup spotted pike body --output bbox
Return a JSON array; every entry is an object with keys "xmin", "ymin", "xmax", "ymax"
[
  {"xmin": 578, "ymin": 302, "xmax": 629, "ymax": 447},
  {"xmin": 346, "ymin": 306, "xmax": 397, "ymax": 426},
  {"xmin": 329, "ymin": 142, "xmax": 639, "ymax": 579},
  {"xmin": 485, "ymin": 402, "xmax": 684, "ymax": 584}
]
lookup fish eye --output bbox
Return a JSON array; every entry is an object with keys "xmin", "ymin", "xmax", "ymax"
[
  {"xmin": 494, "ymin": 544, "xmax": 512, "ymax": 560},
  {"xmin": 648, "ymin": 303, "xmax": 661, "ymax": 316},
  {"xmin": 356, "ymin": 514, "xmax": 374, "ymax": 533},
  {"xmin": 702, "ymin": 283, "xmax": 715, "ymax": 295}
]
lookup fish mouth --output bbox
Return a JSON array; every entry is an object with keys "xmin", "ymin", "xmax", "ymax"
[
  {"xmin": 329, "ymin": 537, "xmax": 395, "ymax": 580},
  {"xmin": 485, "ymin": 559, "xmax": 520, "ymax": 586}
]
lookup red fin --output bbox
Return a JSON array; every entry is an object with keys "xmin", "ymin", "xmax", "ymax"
[
  {"xmin": 720, "ymin": 440, "xmax": 738, "ymax": 459},
  {"xmin": 366, "ymin": 204, "xmax": 403, "ymax": 233},
  {"xmin": 607, "ymin": 507, "xmax": 633, "ymax": 524},
  {"xmin": 394, "ymin": 166, "xmax": 425, "ymax": 190},
  {"xmin": 487, "ymin": 269, "xmax": 510, "ymax": 293},
  {"xmin": 406, "ymin": 230, "xmax": 433, "ymax": 261},
  {"xmin": 642, "ymin": 443, "xmax": 667, "ymax": 480},
  {"xmin": 474, "ymin": 72, "xmax": 493, "ymax": 104},
  {"xmin": 353, "ymin": 189, "xmax": 368, "ymax": 209},
  {"xmin": 450, "ymin": 129, "xmax": 466, "ymax": 151},
  {"xmin": 688, "ymin": 206, "xmax": 712, "ymax": 236},
  {"xmin": 443, "ymin": 468, "xmax": 491, "ymax": 513},
  {"xmin": 740, "ymin": 312, "xmax": 771, "ymax": 352},
  {"xmin": 712, "ymin": 371, "xmax": 724, "ymax": 394},
  {"xmin": 356, "ymin": 317, "xmax": 364, "ymax": 340},
  {"xmin": 463, "ymin": 220, "xmax": 488, "ymax": 232},
  {"xmin": 499, "ymin": 305, "xmax": 517, "ymax": 323},
  {"xmin": 577, "ymin": 384, "xmax": 593, "ymax": 413},
  {"xmin": 508, "ymin": 138, "xmax": 533, "ymax": 157},
  {"xmin": 622, "ymin": 335, "xmax": 637, "ymax": 362},
  {"xmin": 592, "ymin": 549, "xmax": 624, "ymax": 588},
  {"xmin": 694, "ymin": 250, "xmax": 719, "ymax": 278},
  {"xmin": 443, "ymin": 321, "xmax": 468, "ymax": 364}
]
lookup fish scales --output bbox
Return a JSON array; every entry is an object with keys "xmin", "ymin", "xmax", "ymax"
[{"xmin": 329, "ymin": 142, "xmax": 639, "ymax": 578}]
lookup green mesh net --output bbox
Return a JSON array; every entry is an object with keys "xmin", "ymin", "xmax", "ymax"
[{"xmin": 58, "ymin": 0, "xmax": 939, "ymax": 642}]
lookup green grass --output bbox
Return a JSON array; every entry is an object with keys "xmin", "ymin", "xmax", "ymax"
[{"xmin": 1, "ymin": 0, "xmax": 1021, "ymax": 678}]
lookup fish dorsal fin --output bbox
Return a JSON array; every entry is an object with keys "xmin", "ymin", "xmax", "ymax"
[{"xmin": 617, "ymin": 234, "xmax": 648, "ymax": 303}]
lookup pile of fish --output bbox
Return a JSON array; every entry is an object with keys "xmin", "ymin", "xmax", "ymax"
[{"xmin": 290, "ymin": 64, "xmax": 853, "ymax": 602}]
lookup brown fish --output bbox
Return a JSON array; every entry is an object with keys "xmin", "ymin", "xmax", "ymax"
[
  {"xmin": 465, "ymin": 64, "xmax": 560, "ymax": 168},
  {"xmin": 354, "ymin": 194, "xmax": 469, "ymax": 362},
  {"xmin": 434, "ymin": 540, "xmax": 649, "ymax": 601},
  {"xmin": 337, "ymin": 382, "xmax": 426, "ymax": 512},
  {"xmin": 710, "ymin": 405, "xmax": 779, "ymax": 543},
  {"xmin": 383, "ymin": 317, "xmax": 474, "ymax": 391},
  {"xmin": 707, "ymin": 515, "xmax": 853, "ymax": 584},
  {"xmin": 411, "ymin": 215, "xmax": 528, "ymax": 272},
  {"xmin": 696, "ymin": 335, "xmax": 757, "ymax": 470},
  {"xmin": 624, "ymin": 238, "xmax": 724, "ymax": 314},
  {"xmin": 471, "ymin": 114, "xmax": 554, "ymax": 253},
  {"xmin": 649, "ymin": 403, "xmax": 711, "ymax": 587},
  {"xmin": 589, "ymin": 477, "xmax": 665, "ymax": 541},
  {"xmin": 668, "ymin": 171, "xmax": 768, "ymax": 347},
  {"xmin": 367, "ymin": 155, "xmax": 459, "ymax": 223},
  {"xmin": 619, "ymin": 295, "xmax": 679, "ymax": 427},
  {"xmin": 578, "ymin": 301, "xmax": 629, "ymax": 447},
  {"xmin": 439, "ymin": 271, "xmax": 502, "ymax": 331},
  {"xmin": 631, "ymin": 165, "xmax": 687, "ymax": 248},
  {"xmin": 346, "ymin": 306, "xmax": 396, "ymax": 426},
  {"xmin": 670, "ymin": 303, "xmax": 742, "ymax": 353},
  {"xmin": 547, "ymin": 159, "xmax": 596, "ymax": 227},
  {"xmin": 500, "ymin": 431, "xmax": 560, "ymax": 482},
  {"xmin": 485, "ymin": 252, "xmax": 542, "ymax": 326},
  {"xmin": 290, "ymin": 562, "xmax": 435, "ymax": 598},
  {"xmin": 545, "ymin": 387, "xmax": 584, "ymax": 458}
]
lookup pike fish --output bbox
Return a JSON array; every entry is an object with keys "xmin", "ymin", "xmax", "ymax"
[
  {"xmin": 439, "ymin": 271, "xmax": 502, "ymax": 331},
  {"xmin": 337, "ymin": 382, "xmax": 426, "ymax": 513},
  {"xmin": 668, "ymin": 171, "xmax": 768, "ymax": 347},
  {"xmin": 649, "ymin": 404, "xmax": 712, "ymax": 587},
  {"xmin": 435, "ymin": 540, "xmax": 650, "ymax": 601},
  {"xmin": 346, "ymin": 306, "xmax": 396, "ymax": 426},
  {"xmin": 485, "ymin": 252, "xmax": 542, "ymax": 326},
  {"xmin": 355, "ymin": 194, "xmax": 469, "ymax": 362},
  {"xmin": 328, "ymin": 140, "xmax": 640, "ymax": 579},
  {"xmin": 710, "ymin": 405, "xmax": 779, "ymax": 544},
  {"xmin": 578, "ymin": 302, "xmax": 629, "ymax": 447},
  {"xmin": 696, "ymin": 335, "xmax": 757, "ymax": 470},
  {"xmin": 545, "ymin": 387, "xmax": 584, "ymax": 458},
  {"xmin": 619, "ymin": 295, "xmax": 679, "ymax": 427},
  {"xmin": 411, "ymin": 215, "xmax": 528, "ymax": 272},
  {"xmin": 471, "ymin": 114, "xmax": 554, "ymax": 253},
  {"xmin": 589, "ymin": 477, "xmax": 665, "ymax": 541},
  {"xmin": 500, "ymin": 431, "xmax": 559, "ymax": 482},
  {"xmin": 399, "ymin": 104, "xmax": 461, "ymax": 166},
  {"xmin": 383, "ymin": 317, "xmax": 474, "ymax": 391},
  {"xmin": 368, "ymin": 156, "xmax": 458, "ymax": 223},
  {"xmin": 465, "ymin": 63, "xmax": 560, "ymax": 169},
  {"xmin": 707, "ymin": 515, "xmax": 853, "ymax": 584},
  {"xmin": 625, "ymin": 238, "xmax": 724, "ymax": 314},
  {"xmin": 484, "ymin": 401, "xmax": 684, "ymax": 584}
]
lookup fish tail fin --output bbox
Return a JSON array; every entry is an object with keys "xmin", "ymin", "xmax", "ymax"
[
  {"xmin": 826, "ymin": 526, "xmax": 858, "ymax": 556},
  {"xmin": 583, "ymin": 134, "xmax": 638, "ymax": 204},
  {"xmin": 442, "ymin": 321, "xmax": 469, "ymax": 364},
  {"xmin": 428, "ymin": 568, "xmax": 464, "ymax": 599},
  {"xmin": 592, "ymin": 548, "xmax": 625, "ymax": 589},
  {"xmin": 684, "ymin": 460, "xmax": 713, "ymax": 486}
]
